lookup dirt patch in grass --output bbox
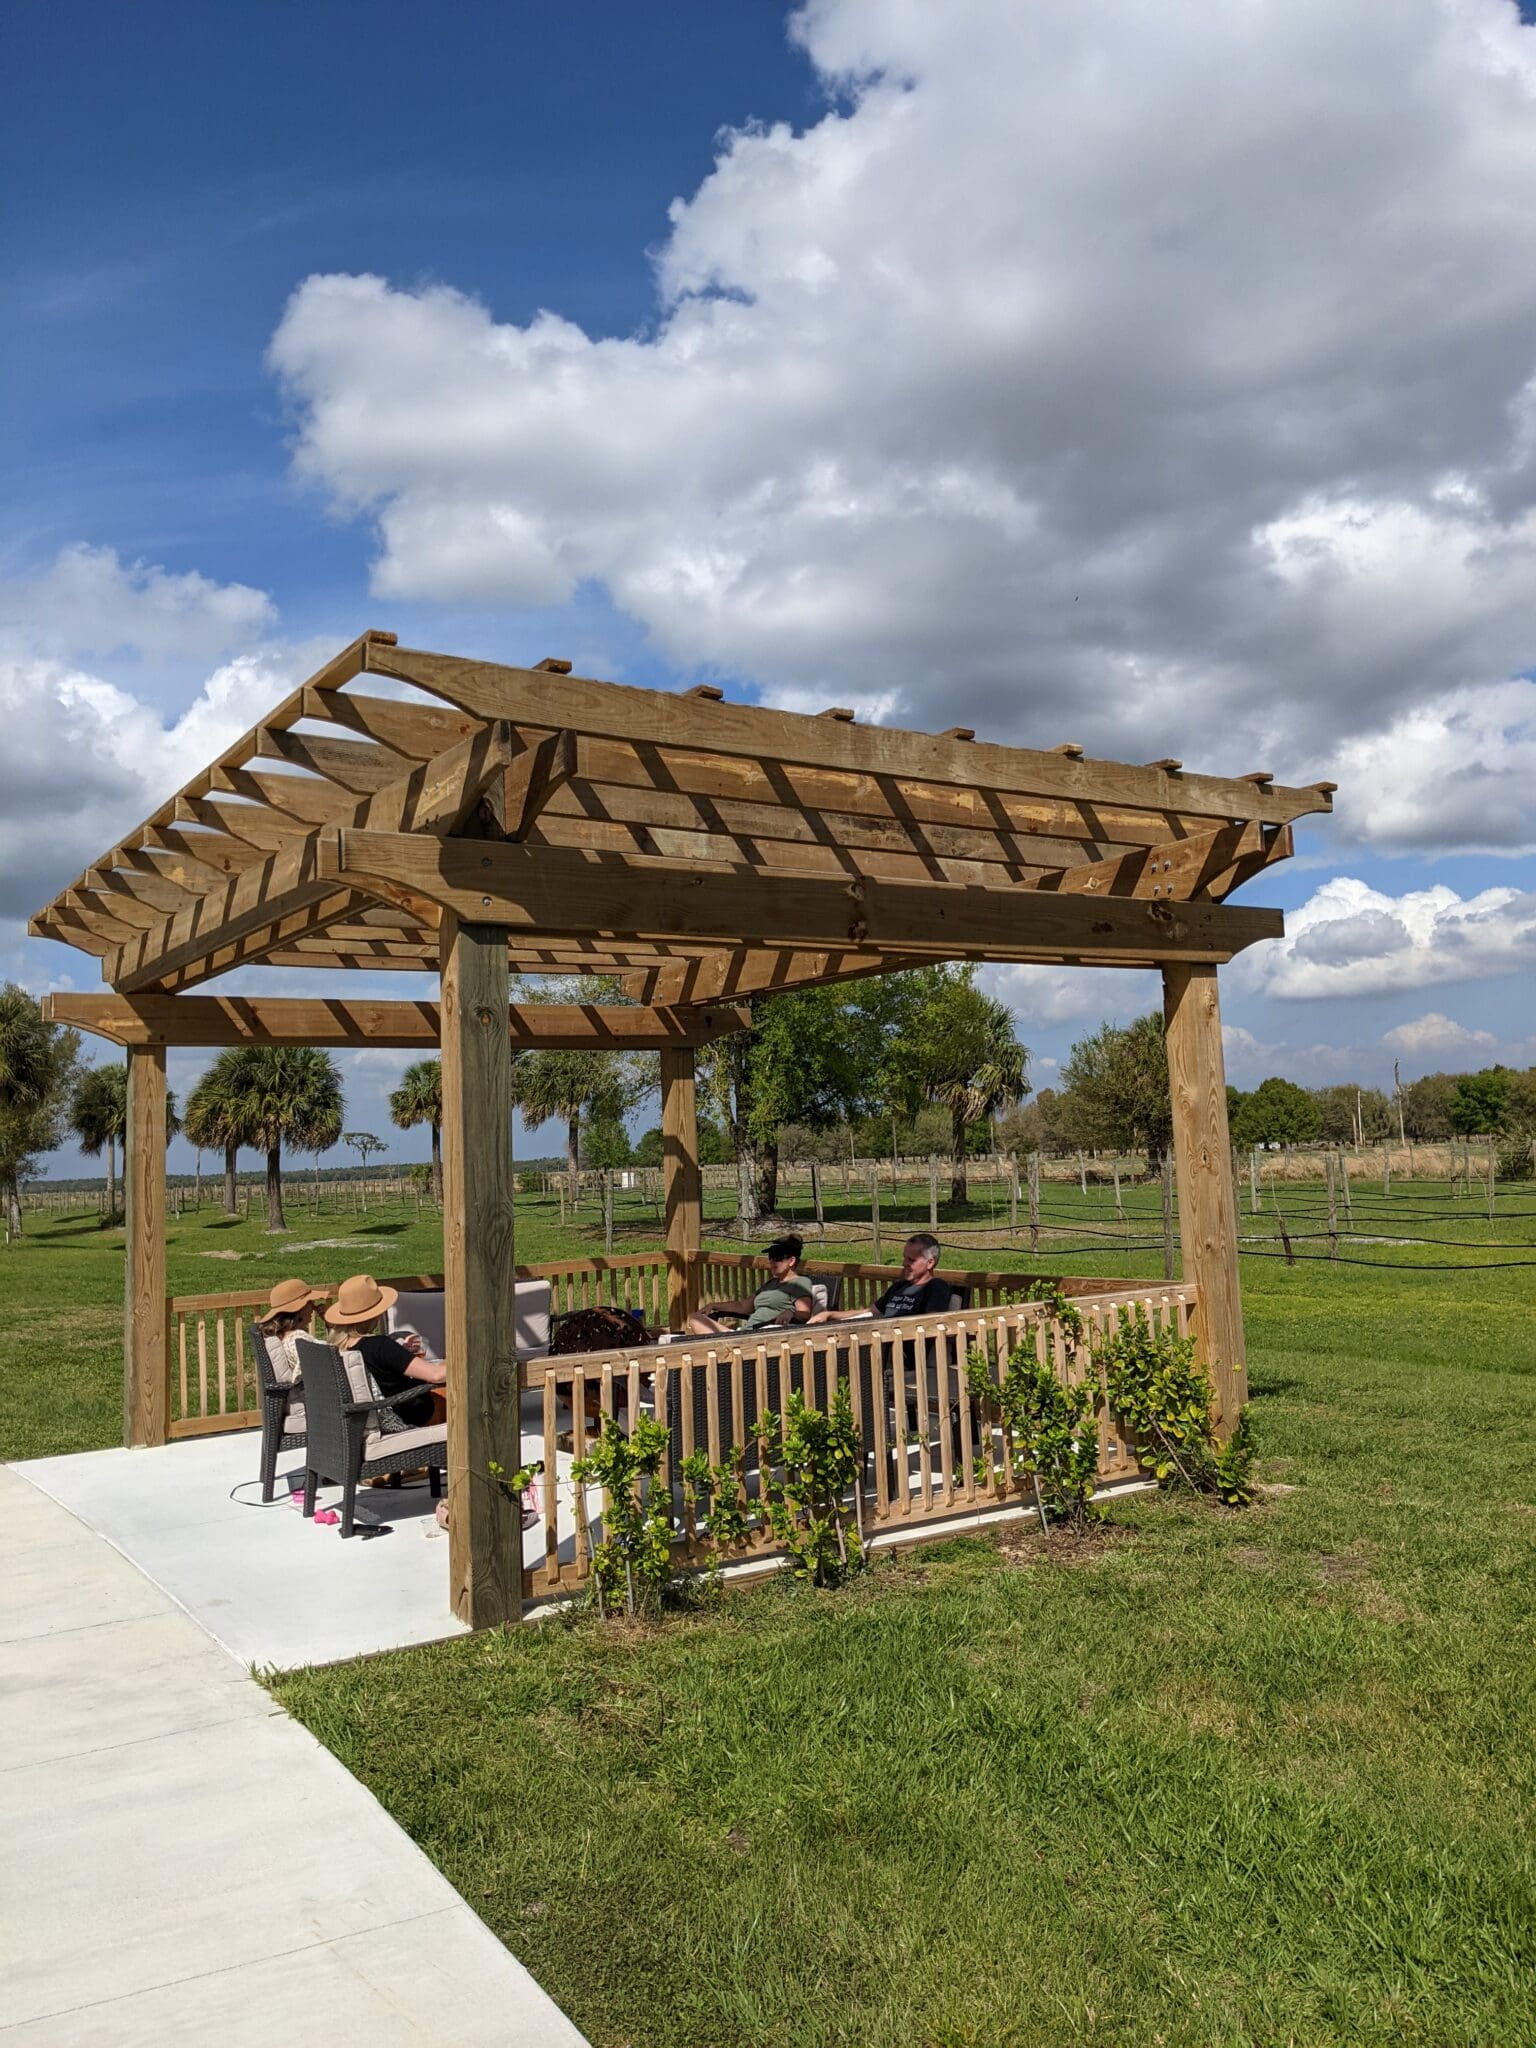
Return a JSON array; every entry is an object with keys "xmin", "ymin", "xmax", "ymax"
[{"xmin": 992, "ymin": 1522, "xmax": 1130, "ymax": 1573}]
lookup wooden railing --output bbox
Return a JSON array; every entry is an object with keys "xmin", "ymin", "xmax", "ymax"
[
  {"xmin": 521, "ymin": 1281, "xmax": 1196, "ymax": 1600},
  {"xmin": 165, "ymin": 1253, "xmax": 673, "ymax": 1438}
]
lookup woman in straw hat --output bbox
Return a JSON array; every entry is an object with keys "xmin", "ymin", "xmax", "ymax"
[
  {"xmin": 323, "ymin": 1273, "xmax": 446, "ymax": 1427},
  {"xmin": 253, "ymin": 1277, "xmax": 321, "ymax": 1386}
]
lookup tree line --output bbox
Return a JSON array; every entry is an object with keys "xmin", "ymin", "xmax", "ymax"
[{"xmin": 5, "ymin": 969, "xmax": 1531, "ymax": 1242}]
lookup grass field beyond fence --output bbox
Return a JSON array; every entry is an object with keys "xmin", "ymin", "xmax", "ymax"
[{"xmin": 4, "ymin": 1181, "xmax": 1534, "ymax": 2045}]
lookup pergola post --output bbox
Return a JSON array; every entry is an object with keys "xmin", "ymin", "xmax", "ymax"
[
  {"xmin": 660, "ymin": 1046, "xmax": 703, "ymax": 1327},
  {"xmin": 122, "ymin": 1045, "xmax": 168, "ymax": 1447},
  {"xmin": 439, "ymin": 915, "xmax": 523, "ymax": 1627},
  {"xmin": 1162, "ymin": 961, "xmax": 1246, "ymax": 1428}
]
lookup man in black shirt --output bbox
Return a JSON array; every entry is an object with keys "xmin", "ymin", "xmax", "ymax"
[{"xmin": 807, "ymin": 1233, "xmax": 952, "ymax": 1323}]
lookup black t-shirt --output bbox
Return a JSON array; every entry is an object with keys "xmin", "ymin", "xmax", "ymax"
[
  {"xmin": 875, "ymin": 1274, "xmax": 953, "ymax": 1319},
  {"xmin": 355, "ymin": 1332, "xmax": 436, "ymax": 1427}
]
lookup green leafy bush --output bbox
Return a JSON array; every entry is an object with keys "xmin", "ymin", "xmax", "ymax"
[
  {"xmin": 1097, "ymin": 1307, "xmax": 1254, "ymax": 1505},
  {"xmin": 967, "ymin": 1323, "xmax": 1099, "ymax": 1533},
  {"xmin": 757, "ymin": 1383, "xmax": 864, "ymax": 1587},
  {"xmin": 572, "ymin": 1414, "xmax": 675, "ymax": 1618}
]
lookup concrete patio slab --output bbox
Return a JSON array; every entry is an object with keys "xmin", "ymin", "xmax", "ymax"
[
  {"xmin": 17, "ymin": 1433, "xmax": 468, "ymax": 1669},
  {"xmin": 0, "ymin": 1466, "xmax": 587, "ymax": 2046}
]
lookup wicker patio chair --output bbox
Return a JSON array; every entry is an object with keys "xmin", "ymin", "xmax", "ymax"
[
  {"xmin": 293, "ymin": 1336, "xmax": 446, "ymax": 1539},
  {"xmin": 248, "ymin": 1322, "xmax": 306, "ymax": 1503}
]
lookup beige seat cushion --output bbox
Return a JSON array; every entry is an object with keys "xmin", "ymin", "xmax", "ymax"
[
  {"xmin": 338, "ymin": 1347, "xmax": 373, "ymax": 1405},
  {"xmin": 262, "ymin": 1330, "xmax": 305, "ymax": 1387},
  {"xmin": 337, "ymin": 1345, "xmax": 419, "ymax": 1433},
  {"xmin": 280, "ymin": 1398, "xmax": 306, "ymax": 1433},
  {"xmin": 363, "ymin": 1421, "xmax": 447, "ymax": 1464},
  {"xmin": 387, "ymin": 1281, "xmax": 551, "ymax": 1358}
]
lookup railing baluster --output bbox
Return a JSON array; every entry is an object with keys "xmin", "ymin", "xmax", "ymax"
[
  {"xmin": 542, "ymin": 1369, "xmax": 559, "ymax": 1585},
  {"xmin": 680, "ymin": 1353, "xmax": 700, "ymax": 1549},
  {"xmin": 935, "ymin": 1326, "xmax": 955, "ymax": 1508},
  {"xmin": 914, "ymin": 1323, "xmax": 933, "ymax": 1511},
  {"xmin": 870, "ymin": 1331, "xmax": 891, "ymax": 1521},
  {"xmin": 956, "ymin": 1323, "xmax": 975, "ymax": 1502},
  {"xmin": 571, "ymin": 1362, "xmax": 586, "ymax": 1461}
]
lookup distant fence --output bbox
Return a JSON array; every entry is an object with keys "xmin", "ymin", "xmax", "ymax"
[{"xmin": 24, "ymin": 1137, "xmax": 1526, "ymax": 1223}]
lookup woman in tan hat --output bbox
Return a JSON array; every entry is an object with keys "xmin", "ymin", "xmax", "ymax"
[
  {"xmin": 323, "ymin": 1273, "xmax": 446, "ymax": 1426},
  {"xmin": 254, "ymin": 1277, "xmax": 321, "ymax": 1386}
]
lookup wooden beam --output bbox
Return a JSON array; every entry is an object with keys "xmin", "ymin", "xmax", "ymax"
[
  {"xmin": 1163, "ymin": 962, "xmax": 1245, "ymax": 1428},
  {"xmin": 255, "ymin": 727, "xmax": 411, "ymax": 792},
  {"xmin": 42, "ymin": 992, "xmax": 750, "ymax": 1050},
  {"xmin": 122, "ymin": 1046, "xmax": 168, "ymax": 1447},
  {"xmin": 439, "ymin": 915, "xmax": 522, "ymax": 1629},
  {"xmin": 660, "ymin": 1046, "xmax": 702, "ymax": 1326},
  {"xmin": 538, "ymin": 745, "xmax": 1266, "ymax": 857},
  {"xmin": 1041, "ymin": 822, "xmax": 1292, "ymax": 902},
  {"xmin": 106, "ymin": 725, "xmax": 519, "ymax": 993},
  {"xmin": 500, "ymin": 729, "xmax": 574, "ymax": 841},
  {"xmin": 303, "ymin": 689, "xmax": 482, "ymax": 761},
  {"xmin": 323, "ymin": 829, "xmax": 1285, "ymax": 963},
  {"xmin": 622, "ymin": 947, "xmax": 925, "ymax": 1005},
  {"xmin": 370, "ymin": 642, "xmax": 1331, "ymax": 828}
]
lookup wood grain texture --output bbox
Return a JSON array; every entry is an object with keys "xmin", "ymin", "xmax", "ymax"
[
  {"xmin": 369, "ymin": 643, "xmax": 1331, "ymax": 827},
  {"xmin": 42, "ymin": 992, "xmax": 749, "ymax": 1050},
  {"xmin": 122, "ymin": 1045, "xmax": 168, "ymax": 1447},
  {"xmin": 106, "ymin": 725, "xmax": 518, "ymax": 993},
  {"xmin": 328, "ymin": 829, "xmax": 1284, "ymax": 963},
  {"xmin": 1163, "ymin": 962, "xmax": 1246, "ymax": 1427},
  {"xmin": 660, "ymin": 1047, "xmax": 703, "ymax": 1326},
  {"xmin": 440, "ymin": 916, "xmax": 523, "ymax": 1628}
]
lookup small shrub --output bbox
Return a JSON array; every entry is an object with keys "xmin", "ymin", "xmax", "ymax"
[
  {"xmin": 679, "ymin": 1442, "xmax": 752, "ymax": 1575},
  {"xmin": 572, "ymin": 1414, "xmax": 675, "ymax": 1618},
  {"xmin": 967, "ymin": 1329, "xmax": 1099, "ymax": 1533},
  {"xmin": 756, "ymin": 1383, "xmax": 864, "ymax": 1587},
  {"xmin": 1098, "ymin": 1307, "xmax": 1255, "ymax": 1506}
]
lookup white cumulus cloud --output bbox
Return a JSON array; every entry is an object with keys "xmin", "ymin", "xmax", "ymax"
[
  {"xmin": 0, "ymin": 547, "xmax": 328, "ymax": 943},
  {"xmin": 0, "ymin": 544, "xmax": 275, "ymax": 663},
  {"xmin": 0, "ymin": 648, "xmax": 307, "ymax": 928},
  {"xmin": 1380, "ymin": 1012, "xmax": 1498, "ymax": 1058},
  {"xmin": 269, "ymin": 0, "xmax": 1536, "ymax": 842},
  {"xmin": 1239, "ymin": 876, "xmax": 1536, "ymax": 999}
]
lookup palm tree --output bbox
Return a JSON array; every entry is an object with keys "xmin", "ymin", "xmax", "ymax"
[
  {"xmin": 0, "ymin": 984, "xmax": 80, "ymax": 1241},
  {"xmin": 183, "ymin": 1052, "xmax": 255, "ymax": 1215},
  {"xmin": 389, "ymin": 1058, "xmax": 443, "ymax": 1202},
  {"xmin": 69, "ymin": 1063, "xmax": 127, "ymax": 1220},
  {"xmin": 510, "ymin": 1048, "xmax": 624, "ymax": 1198},
  {"xmin": 899, "ymin": 969, "xmax": 1028, "ymax": 1204},
  {"xmin": 229, "ymin": 1047, "xmax": 344, "ymax": 1232}
]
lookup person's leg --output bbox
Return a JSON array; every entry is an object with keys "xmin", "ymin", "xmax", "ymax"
[{"xmin": 687, "ymin": 1312, "xmax": 727, "ymax": 1334}]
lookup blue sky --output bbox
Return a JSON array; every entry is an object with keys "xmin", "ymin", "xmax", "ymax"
[{"xmin": 5, "ymin": 0, "xmax": 1534, "ymax": 1176}]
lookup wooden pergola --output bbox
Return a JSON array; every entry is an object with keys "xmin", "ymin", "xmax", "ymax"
[{"xmin": 32, "ymin": 629, "xmax": 1332, "ymax": 1626}]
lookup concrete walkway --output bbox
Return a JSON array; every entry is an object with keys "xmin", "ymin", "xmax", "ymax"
[{"xmin": 0, "ymin": 1467, "xmax": 588, "ymax": 2045}]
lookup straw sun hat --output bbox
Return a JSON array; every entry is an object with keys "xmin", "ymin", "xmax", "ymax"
[
  {"xmin": 254, "ymin": 1277, "xmax": 320, "ymax": 1326},
  {"xmin": 322, "ymin": 1273, "xmax": 399, "ymax": 1329}
]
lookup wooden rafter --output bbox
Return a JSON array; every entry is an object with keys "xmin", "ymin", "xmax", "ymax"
[{"xmin": 42, "ymin": 993, "xmax": 750, "ymax": 1051}]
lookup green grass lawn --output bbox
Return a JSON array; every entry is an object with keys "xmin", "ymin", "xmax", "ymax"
[{"xmin": 5, "ymin": 1178, "xmax": 1535, "ymax": 2044}]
